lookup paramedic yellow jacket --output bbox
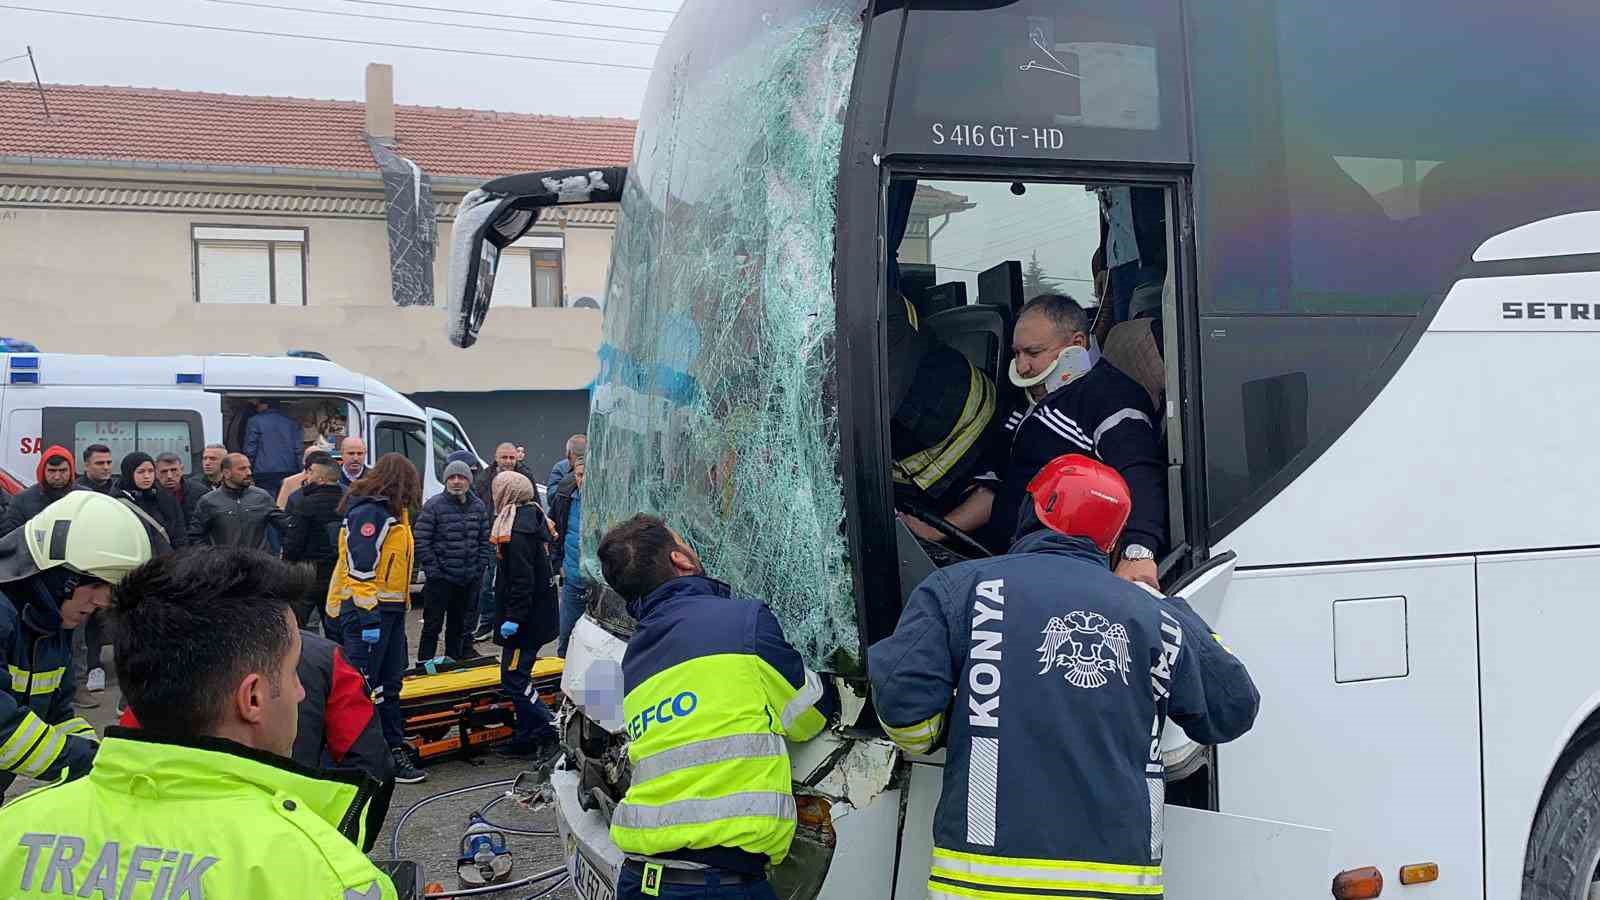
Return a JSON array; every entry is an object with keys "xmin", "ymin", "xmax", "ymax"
[
  {"xmin": 326, "ymin": 499, "xmax": 413, "ymax": 620},
  {"xmin": 611, "ymin": 575, "xmax": 837, "ymax": 872},
  {"xmin": 0, "ymin": 728, "xmax": 397, "ymax": 900}
]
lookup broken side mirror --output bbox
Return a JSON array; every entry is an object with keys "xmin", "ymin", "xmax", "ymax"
[{"xmin": 446, "ymin": 167, "xmax": 628, "ymax": 348}]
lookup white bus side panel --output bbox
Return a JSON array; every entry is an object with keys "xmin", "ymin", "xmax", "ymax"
[
  {"xmin": 1216, "ymin": 558, "xmax": 1481, "ymax": 898},
  {"xmin": 1476, "ymin": 548, "xmax": 1600, "ymax": 900},
  {"xmin": 1218, "ymin": 271, "xmax": 1600, "ymax": 566}
]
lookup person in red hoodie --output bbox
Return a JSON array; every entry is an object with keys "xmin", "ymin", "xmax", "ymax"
[{"xmin": 0, "ymin": 446, "xmax": 79, "ymax": 537}]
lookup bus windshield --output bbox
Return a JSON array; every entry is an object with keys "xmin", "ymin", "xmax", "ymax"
[{"xmin": 579, "ymin": 0, "xmax": 865, "ymax": 672}]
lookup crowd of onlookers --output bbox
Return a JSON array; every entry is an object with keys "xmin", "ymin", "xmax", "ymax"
[{"xmin": 0, "ymin": 428, "xmax": 592, "ymax": 741}]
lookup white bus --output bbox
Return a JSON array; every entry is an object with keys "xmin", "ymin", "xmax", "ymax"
[
  {"xmin": 447, "ymin": 1, "xmax": 1600, "ymax": 897},
  {"xmin": 0, "ymin": 352, "xmax": 480, "ymax": 499}
]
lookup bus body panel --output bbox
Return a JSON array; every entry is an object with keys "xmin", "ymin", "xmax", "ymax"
[
  {"xmin": 1478, "ymin": 548, "xmax": 1600, "ymax": 900},
  {"xmin": 1216, "ymin": 558, "xmax": 1482, "ymax": 895},
  {"xmin": 1217, "ymin": 265, "xmax": 1600, "ymax": 566}
]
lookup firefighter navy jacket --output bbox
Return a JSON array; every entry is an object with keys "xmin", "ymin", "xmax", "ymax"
[{"xmin": 868, "ymin": 531, "xmax": 1259, "ymax": 899}]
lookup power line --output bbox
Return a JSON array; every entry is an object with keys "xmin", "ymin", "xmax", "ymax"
[
  {"xmin": 0, "ymin": 51, "xmax": 30, "ymax": 64},
  {"xmin": 204, "ymin": 0, "xmax": 662, "ymax": 47},
  {"xmin": 337, "ymin": 0, "xmax": 673, "ymax": 22},
  {"xmin": 0, "ymin": 5, "xmax": 656, "ymax": 71}
]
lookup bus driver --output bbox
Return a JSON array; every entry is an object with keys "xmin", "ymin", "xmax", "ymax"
[{"xmin": 905, "ymin": 294, "xmax": 1167, "ymax": 588}]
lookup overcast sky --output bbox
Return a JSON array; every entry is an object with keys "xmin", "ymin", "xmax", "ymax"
[{"xmin": 0, "ymin": 0, "xmax": 683, "ymax": 117}]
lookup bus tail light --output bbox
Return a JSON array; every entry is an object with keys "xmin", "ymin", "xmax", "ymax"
[
  {"xmin": 1398, "ymin": 863, "xmax": 1438, "ymax": 885},
  {"xmin": 1332, "ymin": 866, "xmax": 1383, "ymax": 899}
]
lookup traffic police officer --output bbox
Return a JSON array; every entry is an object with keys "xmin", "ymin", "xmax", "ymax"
[
  {"xmin": 870, "ymin": 454, "xmax": 1259, "ymax": 900},
  {"xmin": 596, "ymin": 513, "xmax": 837, "ymax": 900},
  {"xmin": 0, "ymin": 546, "xmax": 398, "ymax": 900},
  {"xmin": 0, "ymin": 492, "xmax": 150, "ymax": 800}
]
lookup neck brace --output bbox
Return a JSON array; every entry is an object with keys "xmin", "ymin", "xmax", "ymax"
[{"xmin": 1010, "ymin": 344, "xmax": 1099, "ymax": 392}]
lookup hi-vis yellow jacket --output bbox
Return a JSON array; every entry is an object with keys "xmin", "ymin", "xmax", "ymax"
[
  {"xmin": 326, "ymin": 498, "xmax": 413, "ymax": 620},
  {"xmin": 0, "ymin": 729, "xmax": 397, "ymax": 900},
  {"xmin": 611, "ymin": 575, "xmax": 836, "ymax": 870}
]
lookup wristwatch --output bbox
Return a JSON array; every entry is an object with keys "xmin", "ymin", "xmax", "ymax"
[{"xmin": 1122, "ymin": 543, "xmax": 1155, "ymax": 562}]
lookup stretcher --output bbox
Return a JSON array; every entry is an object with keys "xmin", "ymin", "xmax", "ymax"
[{"xmin": 398, "ymin": 653, "xmax": 564, "ymax": 764}]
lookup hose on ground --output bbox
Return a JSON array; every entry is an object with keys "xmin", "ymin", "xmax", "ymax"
[
  {"xmin": 389, "ymin": 779, "xmax": 517, "ymax": 859},
  {"xmin": 421, "ymin": 865, "xmax": 567, "ymax": 899},
  {"xmin": 479, "ymin": 792, "xmax": 559, "ymax": 838}
]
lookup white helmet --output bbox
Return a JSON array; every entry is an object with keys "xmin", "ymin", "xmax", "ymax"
[{"xmin": 23, "ymin": 492, "xmax": 152, "ymax": 585}]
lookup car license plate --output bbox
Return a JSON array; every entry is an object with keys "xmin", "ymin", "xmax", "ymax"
[{"xmin": 572, "ymin": 850, "xmax": 616, "ymax": 900}]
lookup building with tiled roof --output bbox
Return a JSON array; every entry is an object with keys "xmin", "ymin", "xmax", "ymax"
[{"xmin": 0, "ymin": 65, "xmax": 638, "ymax": 465}]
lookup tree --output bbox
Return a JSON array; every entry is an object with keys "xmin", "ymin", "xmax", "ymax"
[{"xmin": 1022, "ymin": 251, "xmax": 1062, "ymax": 298}]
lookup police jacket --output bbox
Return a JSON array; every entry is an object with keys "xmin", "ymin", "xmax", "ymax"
[
  {"xmin": 284, "ymin": 483, "xmax": 346, "ymax": 567},
  {"xmin": 984, "ymin": 361, "xmax": 1166, "ymax": 553},
  {"xmin": 492, "ymin": 505, "xmax": 556, "ymax": 651},
  {"xmin": 0, "ymin": 729, "xmax": 399, "ymax": 899},
  {"xmin": 868, "ymin": 531, "xmax": 1260, "ymax": 900},
  {"xmin": 187, "ymin": 483, "xmax": 290, "ymax": 550},
  {"xmin": 326, "ymin": 499, "xmax": 413, "ymax": 623},
  {"xmin": 414, "ymin": 490, "xmax": 493, "ymax": 587},
  {"xmin": 0, "ymin": 569, "xmax": 96, "ymax": 797},
  {"xmin": 611, "ymin": 575, "xmax": 836, "ymax": 873}
]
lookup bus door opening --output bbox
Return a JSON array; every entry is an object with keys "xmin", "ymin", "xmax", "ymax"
[{"xmin": 884, "ymin": 176, "xmax": 1191, "ymax": 581}]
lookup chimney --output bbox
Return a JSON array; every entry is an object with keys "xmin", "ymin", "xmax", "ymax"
[{"xmin": 365, "ymin": 62, "xmax": 395, "ymax": 142}]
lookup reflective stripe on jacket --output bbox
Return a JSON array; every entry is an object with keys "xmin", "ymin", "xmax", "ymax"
[
  {"xmin": 611, "ymin": 575, "xmax": 834, "ymax": 868},
  {"xmin": 326, "ymin": 499, "xmax": 413, "ymax": 619},
  {"xmin": 868, "ymin": 531, "xmax": 1260, "ymax": 900},
  {"xmin": 0, "ymin": 575, "xmax": 96, "ymax": 796},
  {"xmin": 0, "ymin": 730, "xmax": 398, "ymax": 899}
]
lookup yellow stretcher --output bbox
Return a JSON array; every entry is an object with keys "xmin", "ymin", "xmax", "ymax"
[{"xmin": 397, "ymin": 654, "xmax": 564, "ymax": 763}]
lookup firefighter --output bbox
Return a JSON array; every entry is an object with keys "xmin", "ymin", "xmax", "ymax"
[
  {"xmin": 869, "ymin": 454, "xmax": 1260, "ymax": 900},
  {"xmin": 0, "ymin": 492, "xmax": 151, "ymax": 801},
  {"xmin": 595, "ymin": 513, "xmax": 837, "ymax": 900}
]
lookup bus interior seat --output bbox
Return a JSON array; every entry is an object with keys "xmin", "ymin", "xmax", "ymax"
[
  {"xmin": 1102, "ymin": 318, "xmax": 1165, "ymax": 417},
  {"xmin": 925, "ymin": 303, "xmax": 1009, "ymax": 393}
]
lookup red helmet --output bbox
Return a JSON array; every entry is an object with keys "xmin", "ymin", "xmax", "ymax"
[{"xmin": 1025, "ymin": 454, "xmax": 1132, "ymax": 554}]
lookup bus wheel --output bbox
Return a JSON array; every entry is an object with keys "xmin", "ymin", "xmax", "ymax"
[{"xmin": 1524, "ymin": 737, "xmax": 1600, "ymax": 900}]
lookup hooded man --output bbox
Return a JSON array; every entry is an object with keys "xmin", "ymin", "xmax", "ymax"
[
  {"xmin": 0, "ymin": 445, "xmax": 79, "ymax": 537},
  {"xmin": 0, "ymin": 492, "xmax": 153, "ymax": 800}
]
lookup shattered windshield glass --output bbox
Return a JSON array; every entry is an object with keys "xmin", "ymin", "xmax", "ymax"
[{"xmin": 580, "ymin": 0, "xmax": 864, "ymax": 672}]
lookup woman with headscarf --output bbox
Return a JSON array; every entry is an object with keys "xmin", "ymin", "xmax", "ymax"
[
  {"xmin": 118, "ymin": 451, "xmax": 186, "ymax": 551},
  {"xmin": 326, "ymin": 452, "xmax": 426, "ymax": 784},
  {"xmin": 490, "ymin": 470, "xmax": 560, "ymax": 759}
]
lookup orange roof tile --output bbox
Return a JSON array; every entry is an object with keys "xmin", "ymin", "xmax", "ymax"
[{"xmin": 0, "ymin": 81, "xmax": 635, "ymax": 179}]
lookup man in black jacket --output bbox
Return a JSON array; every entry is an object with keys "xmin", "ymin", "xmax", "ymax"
[
  {"xmin": 155, "ymin": 451, "xmax": 211, "ymax": 527},
  {"xmin": 283, "ymin": 458, "xmax": 345, "ymax": 633},
  {"xmin": 415, "ymin": 460, "xmax": 493, "ymax": 663},
  {"xmin": 187, "ymin": 454, "xmax": 291, "ymax": 550},
  {"xmin": 75, "ymin": 444, "xmax": 118, "ymax": 495}
]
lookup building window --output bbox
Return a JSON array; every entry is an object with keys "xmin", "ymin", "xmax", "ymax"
[
  {"xmin": 490, "ymin": 234, "xmax": 564, "ymax": 308},
  {"xmin": 193, "ymin": 225, "xmax": 307, "ymax": 304}
]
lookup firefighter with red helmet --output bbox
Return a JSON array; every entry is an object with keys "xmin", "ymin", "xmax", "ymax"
[{"xmin": 868, "ymin": 454, "xmax": 1260, "ymax": 900}]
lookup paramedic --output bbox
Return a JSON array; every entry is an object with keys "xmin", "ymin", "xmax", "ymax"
[
  {"xmin": 869, "ymin": 454, "xmax": 1259, "ymax": 900},
  {"xmin": 596, "ymin": 513, "xmax": 836, "ymax": 900}
]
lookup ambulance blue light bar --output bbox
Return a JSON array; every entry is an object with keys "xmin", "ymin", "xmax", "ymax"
[
  {"xmin": 295, "ymin": 375, "xmax": 320, "ymax": 387},
  {"xmin": 176, "ymin": 373, "xmax": 203, "ymax": 385},
  {"xmin": 9, "ymin": 372, "xmax": 38, "ymax": 384},
  {"xmin": 9, "ymin": 357, "xmax": 38, "ymax": 369}
]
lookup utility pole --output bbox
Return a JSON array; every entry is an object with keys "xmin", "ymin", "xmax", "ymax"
[{"xmin": 26, "ymin": 45, "xmax": 50, "ymax": 121}]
